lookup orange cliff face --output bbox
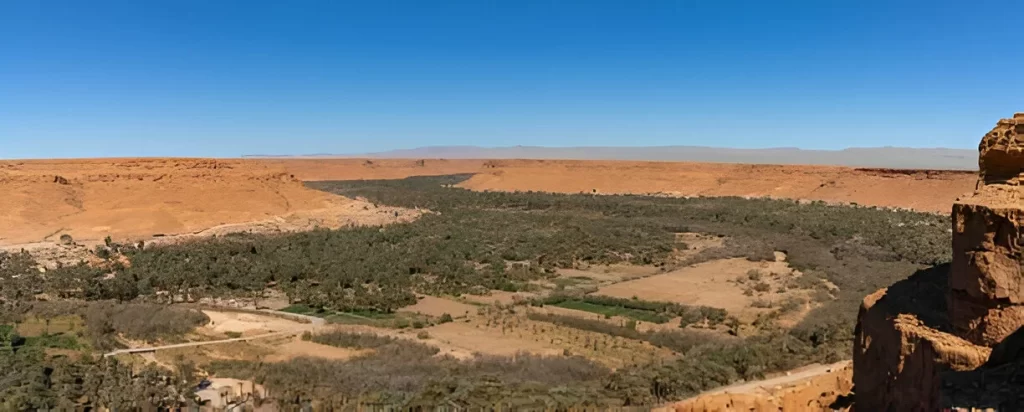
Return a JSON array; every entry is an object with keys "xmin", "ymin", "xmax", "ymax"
[
  {"xmin": 853, "ymin": 113, "xmax": 1024, "ymax": 411},
  {"xmin": 949, "ymin": 114, "xmax": 1024, "ymax": 347},
  {"xmin": 0, "ymin": 158, "xmax": 417, "ymax": 246}
]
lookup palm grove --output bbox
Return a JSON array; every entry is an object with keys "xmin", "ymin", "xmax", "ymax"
[{"xmin": 0, "ymin": 174, "xmax": 950, "ymax": 408}]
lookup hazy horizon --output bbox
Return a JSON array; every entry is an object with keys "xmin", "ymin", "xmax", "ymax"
[{"xmin": 239, "ymin": 144, "xmax": 978, "ymax": 170}]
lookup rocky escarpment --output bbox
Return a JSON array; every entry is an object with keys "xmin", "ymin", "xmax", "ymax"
[{"xmin": 854, "ymin": 114, "xmax": 1024, "ymax": 410}]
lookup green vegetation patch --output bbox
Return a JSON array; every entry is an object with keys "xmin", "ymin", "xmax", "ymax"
[{"xmin": 537, "ymin": 294, "xmax": 725, "ymax": 325}]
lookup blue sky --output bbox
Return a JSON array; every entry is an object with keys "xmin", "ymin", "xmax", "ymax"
[{"xmin": 1, "ymin": 1, "xmax": 1019, "ymax": 158}]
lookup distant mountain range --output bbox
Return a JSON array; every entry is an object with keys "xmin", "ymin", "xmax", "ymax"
[{"xmin": 244, "ymin": 145, "xmax": 978, "ymax": 170}]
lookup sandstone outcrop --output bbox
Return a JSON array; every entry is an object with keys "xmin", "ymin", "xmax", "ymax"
[{"xmin": 854, "ymin": 114, "xmax": 1024, "ymax": 410}]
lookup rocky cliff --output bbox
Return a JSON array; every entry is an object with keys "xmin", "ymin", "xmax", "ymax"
[{"xmin": 854, "ymin": 114, "xmax": 1024, "ymax": 410}]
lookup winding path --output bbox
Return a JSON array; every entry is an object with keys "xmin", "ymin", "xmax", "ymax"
[{"xmin": 103, "ymin": 309, "xmax": 325, "ymax": 358}]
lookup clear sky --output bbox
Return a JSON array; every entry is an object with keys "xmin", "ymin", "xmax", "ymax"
[{"xmin": 1, "ymin": 1, "xmax": 1020, "ymax": 158}]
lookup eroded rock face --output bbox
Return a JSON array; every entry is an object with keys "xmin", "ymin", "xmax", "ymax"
[
  {"xmin": 950, "ymin": 203, "xmax": 1024, "ymax": 346},
  {"xmin": 949, "ymin": 114, "xmax": 1024, "ymax": 347},
  {"xmin": 854, "ymin": 114, "xmax": 1024, "ymax": 410},
  {"xmin": 980, "ymin": 113, "xmax": 1024, "ymax": 185},
  {"xmin": 853, "ymin": 265, "xmax": 991, "ymax": 411}
]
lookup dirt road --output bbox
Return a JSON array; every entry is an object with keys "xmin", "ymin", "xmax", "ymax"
[{"xmin": 103, "ymin": 309, "xmax": 324, "ymax": 358}]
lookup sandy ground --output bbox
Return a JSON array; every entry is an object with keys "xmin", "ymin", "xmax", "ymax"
[
  {"xmin": 595, "ymin": 256, "xmax": 804, "ymax": 321},
  {"xmin": 0, "ymin": 158, "xmax": 418, "ymax": 246},
  {"xmin": 202, "ymin": 310, "xmax": 307, "ymax": 336},
  {"xmin": 262, "ymin": 335, "xmax": 369, "ymax": 362},
  {"xmin": 417, "ymin": 313, "xmax": 674, "ymax": 367},
  {"xmin": 422, "ymin": 321, "xmax": 564, "ymax": 357},
  {"xmin": 274, "ymin": 158, "xmax": 976, "ymax": 213}
]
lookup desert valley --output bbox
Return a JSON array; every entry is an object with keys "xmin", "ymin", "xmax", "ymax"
[{"xmin": 4, "ymin": 116, "xmax": 1021, "ymax": 410}]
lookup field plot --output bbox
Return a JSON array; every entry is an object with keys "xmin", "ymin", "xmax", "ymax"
[
  {"xmin": 201, "ymin": 310, "xmax": 305, "ymax": 337},
  {"xmin": 595, "ymin": 255, "xmax": 804, "ymax": 320},
  {"xmin": 420, "ymin": 312, "xmax": 673, "ymax": 368},
  {"xmin": 262, "ymin": 336, "xmax": 369, "ymax": 362},
  {"xmin": 422, "ymin": 320, "xmax": 563, "ymax": 357}
]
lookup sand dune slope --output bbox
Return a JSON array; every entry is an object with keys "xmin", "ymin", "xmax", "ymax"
[{"xmin": 0, "ymin": 158, "xmax": 416, "ymax": 245}]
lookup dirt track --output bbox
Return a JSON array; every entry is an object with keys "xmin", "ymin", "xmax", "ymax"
[{"xmin": 103, "ymin": 308, "xmax": 324, "ymax": 357}]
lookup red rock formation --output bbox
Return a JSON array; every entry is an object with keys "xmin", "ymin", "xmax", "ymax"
[{"xmin": 854, "ymin": 114, "xmax": 1024, "ymax": 410}]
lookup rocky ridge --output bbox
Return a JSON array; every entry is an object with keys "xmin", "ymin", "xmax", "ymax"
[{"xmin": 854, "ymin": 114, "xmax": 1024, "ymax": 410}]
